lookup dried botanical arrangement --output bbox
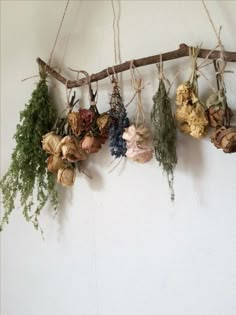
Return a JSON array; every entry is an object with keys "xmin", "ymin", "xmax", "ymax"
[
  {"xmin": 175, "ymin": 47, "xmax": 208, "ymax": 139},
  {"xmin": 151, "ymin": 63, "xmax": 177, "ymax": 201},
  {"xmin": 1, "ymin": 0, "xmax": 236, "ymax": 232},
  {"xmin": 123, "ymin": 68, "xmax": 153, "ymax": 164},
  {"xmin": 0, "ymin": 71, "xmax": 58, "ymax": 231},
  {"xmin": 108, "ymin": 77, "xmax": 129, "ymax": 158}
]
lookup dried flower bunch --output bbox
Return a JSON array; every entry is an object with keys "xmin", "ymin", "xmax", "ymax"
[
  {"xmin": 0, "ymin": 71, "xmax": 58, "ymax": 231},
  {"xmin": 109, "ymin": 78, "xmax": 129, "ymax": 158},
  {"xmin": 122, "ymin": 78, "xmax": 153, "ymax": 163},
  {"xmin": 42, "ymin": 86, "xmax": 110, "ymax": 187},
  {"xmin": 175, "ymin": 48, "xmax": 208, "ymax": 139},
  {"xmin": 209, "ymin": 61, "xmax": 236, "ymax": 153}
]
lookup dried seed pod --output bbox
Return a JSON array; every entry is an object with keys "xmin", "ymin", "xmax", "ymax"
[
  {"xmin": 206, "ymin": 91, "xmax": 233, "ymax": 128},
  {"xmin": 211, "ymin": 126, "xmax": 236, "ymax": 153}
]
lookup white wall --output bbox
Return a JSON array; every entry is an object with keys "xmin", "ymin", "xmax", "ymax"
[{"xmin": 1, "ymin": 1, "xmax": 236, "ymax": 315}]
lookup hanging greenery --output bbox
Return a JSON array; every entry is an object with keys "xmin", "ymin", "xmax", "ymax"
[
  {"xmin": 151, "ymin": 78, "xmax": 177, "ymax": 201},
  {"xmin": 0, "ymin": 71, "xmax": 58, "ymax": 231}
]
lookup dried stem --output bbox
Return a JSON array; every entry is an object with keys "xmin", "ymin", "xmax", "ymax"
[{"xmin": 37, "ymin": 43, "xmax": 236, "ymax": 89}]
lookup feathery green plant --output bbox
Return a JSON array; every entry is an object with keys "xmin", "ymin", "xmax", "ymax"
[
  {"xmin": 0, "ymin": 71, "xmax": 58, "ymax": 231},
  {"xmin": 151, "ymin": 79, "xmax": 177, "ymax": 201}
]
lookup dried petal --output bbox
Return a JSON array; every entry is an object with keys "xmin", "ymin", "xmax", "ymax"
[
  {"xmin": 57, "ymin": 167, "xmax": 76, "ymax": 186},
  {"xmin": 67, "ymin": 112, "xmax": 81, "ymax": 136},
  {"xmin": 42, "ymin": 132, "xmax": 62, "ymax": 155},
  {"xmin": 59, "ymin": 136, "xmax": 88, "ymax": 162},
  {"xmin": 47, "ymin": 155, "xmax": 65, "ymax": 173}
]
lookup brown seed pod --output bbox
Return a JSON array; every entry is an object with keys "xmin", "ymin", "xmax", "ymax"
[{"xmin": 211, "ymin": 126, "xmax": 236, "ymax": 153}]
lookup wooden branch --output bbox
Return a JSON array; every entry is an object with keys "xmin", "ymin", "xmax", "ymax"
[{"xmin": 37, "ymin": 43, "xmax": 236, "ymax": 89}]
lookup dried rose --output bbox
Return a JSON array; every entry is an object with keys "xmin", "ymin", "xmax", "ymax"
[
  {"xmin": 97, "ymin": 114, "xmax": 110, "ymax": 135},
  {"xmin": 57, "ymin": 167, "xmax": 76, "ymax": 186},
  {"xmin": 47, "ymin": 155, "xmax": 65, "ymax": 173},
  {"xmin": 59, "ymin": 136, "xmax": 88, "ymax": 162},
  {"xmin": 79, "ymin": 109, "xmax": 95, "ymax": 132},
  {"xmin": 123, "ymin": 125, "xmax": 151, "ymax": 147},
  {"xmin": 126, "ymin": 146, "xmax": 153, "ymax": 163},
  {"xmin": 42, "ymin": 132, "xmax": 62, "ymax": 155},
  {"xmin": 67, "ymin": 112, "xmax": 81, "ymax": 136},
  {"xmin": 81, "ymin": 135, "xmax": 95, "ymax": 151}
]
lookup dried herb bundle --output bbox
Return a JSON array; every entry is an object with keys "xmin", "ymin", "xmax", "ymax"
[
  {"xmin": 0, "ymin": 71, "xmax": 58, "ymax": 231},
  {"xmin": 151, "ymin": 79, "xmax": 177, "ymax": 201},
  {"xmin": 109, "ymin": 78, "xmax": 129, "ymax": 158}
]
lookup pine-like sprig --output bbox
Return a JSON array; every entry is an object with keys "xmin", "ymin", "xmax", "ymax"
[
  {"xmin": 0, "ymin": 72, "xmax": 58, "ymax": 231},
  {"xmin": 151, "ymin": 79, "xmax": 177, "ymax": 201}
]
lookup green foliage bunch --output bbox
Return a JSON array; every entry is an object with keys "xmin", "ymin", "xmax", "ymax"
[
  {"xmin": 151, "ymin": 79, "xmax": 177, "ymax": 201},
  {"xmin": 0, "ymin": 71, "xmax": 58, "ymax": 231}
]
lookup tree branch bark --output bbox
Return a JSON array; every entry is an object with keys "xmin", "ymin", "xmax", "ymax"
[{"xmin": 36, "ymin": 43, "xmax": 236, "ymax": 89}]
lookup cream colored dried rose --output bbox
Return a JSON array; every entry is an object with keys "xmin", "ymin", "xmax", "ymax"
[
  {"xmin": 123, "ymin": 125, "xmax": 151, "ymax": 147},
  {"xmin": 57, "ymin": 167, "xmax": 76, "ymax": 187},
  {"xmin": 67, "ymin": 112, "xmax": 81, "ymax": 136},
  {"xmin": 42, "ymin": 132, "xmax": 62, "ymax": 155},
  {"xmin": 59, "ymin": 136, "xmax": 88, "ymax": 162},
  {"xmin": 126, "ymin": 146, "xmax": 153, "ymax": 163},
  {"xmin": 47, "ymin": 155, "xmax": 65, "ymax": 173}
]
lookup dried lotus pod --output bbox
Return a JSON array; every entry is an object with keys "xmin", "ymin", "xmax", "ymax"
[
  {"xmin": 211, "ymin": 126, "xmax": 236, "ymax": 153},
  {"xmin": 59, "ymin": 136, "xmax": 88, "ymax": 162},
  {"xmin": 206, "ymin": 92, "xmax": 234, "ymax": 128},
  {"xmin": 47, "ymin": 155, "xmax": 65, "ymax": 173},
  {"xmin": 57, "ymin": 167, "xmax": 76, "ymax": 186},
  {"xmin": 207, "ymin": 106, "xmax": 225, "ymax": 128},
  {"xmin": 42, "ymin": 132, "xmax": 62, "ymax": 155}
]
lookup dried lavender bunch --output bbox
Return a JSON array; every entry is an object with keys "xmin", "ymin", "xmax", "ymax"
[{"xmin": 109, "ymin": 79, "xmax": 129, "ymax": 158}]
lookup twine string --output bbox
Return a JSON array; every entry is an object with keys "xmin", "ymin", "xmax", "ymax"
[{"xmin": 48, "ymin": 0, "xmax": 70, "ymax": 66}]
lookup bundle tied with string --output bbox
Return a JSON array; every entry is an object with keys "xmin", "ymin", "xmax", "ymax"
[
  {"xmin": 175, "ymin": 46, "xmax": 208, "ymax": 139},
  {"xmin": 42, "ymin": 70, "xmax": 111, "ymax": 186},
  {"xmin": 207, "ymin": 50, "xmax": 236, "ymax": 153},
  {"xmin": 108, "ymin": 69, "xmax": 129, "ymax": 158},
  {"xmin": 122, "ymin": 63, "xmax": 153, "ymax": 163},
  {"xmin": 151, "ymin": 59, "xmax": 177, "ymax": 201},
  {"xmin": 0, "ymin": 70, "xmax": 58, "ymax": 232}
]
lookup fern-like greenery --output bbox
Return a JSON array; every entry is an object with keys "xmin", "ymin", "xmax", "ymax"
[
  {"xmin": 151, "ymin": 79, "xmax": 177, "ymax": 201},
  {"xmin": 0, "ymin": 71, "xmax": 58, "ymax": 231}
]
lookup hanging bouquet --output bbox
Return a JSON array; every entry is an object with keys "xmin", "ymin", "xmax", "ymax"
[
  {"xmin": 42, "ymin": 82, "xmax": 111, "ymax": 186},
  {"xmin": 175, "ymin": 47, "xmax": 208, "ymax": 139}
]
